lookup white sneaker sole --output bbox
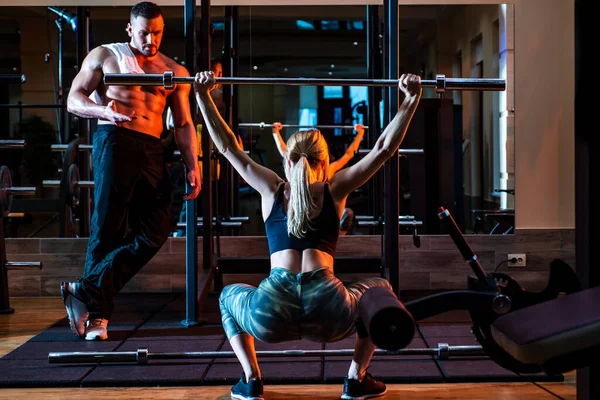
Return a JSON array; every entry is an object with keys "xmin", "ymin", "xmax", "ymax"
[
  {"xmin": 61, "ymin": 283, "xmax": 86, "ymax": 339},
  {"xmin": 85, "ymin": 332, "xmax": 108, "ymax": 341},
  {"xmin": 341, "ymin": 388, "xmax": 387, "ymax": 400},
  {"xmin": 231, "ymin": 392, "xmax": 264, "ymax": 400}
]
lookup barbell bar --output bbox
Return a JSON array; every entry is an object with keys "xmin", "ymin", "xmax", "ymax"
[
  {"xmin": 176, "ymin": 221, "xmax": 243, "ymax": 229},
  {"xmin": 6, "ymin": 261, "xmax": 43, "ymax": 270},
  {"xmin": 172, "ymin": 150, "xmax": 250, "ymax": 157},
  {"xmin": 357, "ymin": 148, "xmax": 424, "ymax": 155},
  {"xmin": 48, "ymin": 343, "xmax": 485, "ymax": 365},
  {"xmin": 0, "ymin": 104, "xmax": 66, "ymax": 109},
  {"xmin": 197, "ymin": 216, "xmax": 249, "ymax": 222},
  {"xmin": 355, "ymin": 215, "xmax": 415, "ymax": 221},
  {"xmin": 104, "ymin": 72, "xmax": 505, "ymax": 92},
  {"xmin": 3, "ymin": 187, "xmax": 36, "ymax": 196},
  {"xmin": 48, "ymin": 144, "xmax": 422, "ymax": 156},
  {"xmin": 358, "ymin": 220, "xmax": 423, "ymax": 227},
  {"xmin": 42, "ymin": 180, "xmax": 94, "ymax": 188},
  {"xmin": 240, "ymin": 123, "xmax": 368, "ymax": 130},
  {"xmin": 51, "ymin": 144, "xmax": 92, "ymax": 152},
  {"xmin": 0, "ymin": 74, "xmax": 26, "ymax": 84},
  {"xmin": 0, "ymin": 141, "xmax": 94, "ymax": 152},
  {"xmin": 0, "ymin": 140, "xmax": 25, "ymax": 149}
]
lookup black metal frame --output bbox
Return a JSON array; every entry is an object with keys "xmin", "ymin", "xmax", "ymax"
[
  {"xmin": 575, "ymin": 0, "xmax": 598, "ymax": 398},
  {"xmin": 383, "ymin": 0, "xmax": 400, "ymax": 294},
  {"xmin": 183, "ymin": 0, "xmax": 199, "ymax": 327},
  {"xmin": 75, "ymin": 6, "xmax": 91, "ymax": 238}
]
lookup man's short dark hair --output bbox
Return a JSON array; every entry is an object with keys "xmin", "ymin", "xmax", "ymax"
[{"xmin": 131, "ymin": 2, "xmax": 163, "ymax": 21}]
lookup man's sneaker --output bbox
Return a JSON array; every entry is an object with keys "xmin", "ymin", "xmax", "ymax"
[
  {"xmin": 231, "ymin": 376, "xmax": 264, "ymax": 400},
  {"xmin": 85, "ymin": 318, "xmax": 109, "ymax": 341},
  {"xmin": 60, "ymin": 281, "xmax": 89, "ymax": 339},
  {"xmin": 341, "ymin": 373, "xmax": 387, "ymax": 400}
]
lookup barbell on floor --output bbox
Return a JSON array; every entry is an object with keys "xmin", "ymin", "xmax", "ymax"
[
  {"xmin": 104, "ymin": 72, "xmax": 506, "ymax": 93},
  {"xmin": 48, "ymin": 343, "xmax": 485, "ymax": 365}
]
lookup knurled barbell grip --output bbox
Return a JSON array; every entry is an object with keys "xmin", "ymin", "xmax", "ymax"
[{"xmin": 103, "ymin": 72, "xmax": 506, "ymax": 91}]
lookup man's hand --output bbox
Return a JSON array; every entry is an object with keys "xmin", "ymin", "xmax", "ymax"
[
  {"xmin": 272, "ymin": 121, "xmax": 283, "ymax": 133},
  {"xmin": 184, "ymin": 167, "xmax": 202, "ymax": 201},
  {"xmin": 194, "ymin": 71, "xmax": 217, "ymax": 94},
  {"xmin": 102, "ymin": 100, "xmax": 137, "ymax": 125}
]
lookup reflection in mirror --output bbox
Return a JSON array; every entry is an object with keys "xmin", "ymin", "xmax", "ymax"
[{"xmin": 0, "ymin": 4, "xmax": 513, "ymax": 238}]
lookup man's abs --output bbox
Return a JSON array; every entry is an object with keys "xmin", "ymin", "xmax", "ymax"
[
  {"xmin": 97, "ymin": 87, "xmax": 168, "ymax": 138},
  {"xmin": 97, "ymin": 50, "xmax": 174, "ymax": 138}
]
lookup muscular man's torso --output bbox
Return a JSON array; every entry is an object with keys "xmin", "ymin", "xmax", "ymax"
[{"xmin": 94, "ymin": 44, "xmax": 183, "ymax": 138}]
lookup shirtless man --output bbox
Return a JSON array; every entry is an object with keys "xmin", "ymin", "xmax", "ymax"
[{"xmin": 61, "ymin": 1, "xmax": 201, "ymax": 341}]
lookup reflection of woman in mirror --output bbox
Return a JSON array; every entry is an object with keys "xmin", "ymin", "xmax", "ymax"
[
  {"xmin": 271, "ymin": 122, "xmax": 365, "ymax": 181},
  {"xmin": 272, "ymin": 122, "xmax": 364, "ymax": 235}
]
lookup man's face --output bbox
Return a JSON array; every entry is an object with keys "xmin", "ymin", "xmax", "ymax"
[
  {"xmin": 212, "ymin": 61, "xmax": 223, "ymax": 89},
  {"xmin": 212, "ymin": 61, "xmax": 223, "ymax": 78},
  {"xmin": 127, "ymin": 15, "xmax": 164, "ymax": 57}
]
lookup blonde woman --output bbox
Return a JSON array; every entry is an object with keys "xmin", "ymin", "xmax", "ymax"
[
  {"xmin": 271, "ymin": 121, "xmax": 365, "ymax": 180},
  {"xmin": 194, "ymin": 71, "xmax": 422, "ymax": 400},
  {"xmin": 272, "ymin": 122, "xmax": 364, "ymax": 236}
]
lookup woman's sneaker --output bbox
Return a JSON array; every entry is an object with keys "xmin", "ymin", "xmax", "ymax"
[
  {"xmin": 231, "ymin": 376, "xmax": 264, "ymax": 400},
  {"xmin": 60, "ymin": 281, "xmax": 89, "ymax": 339},
  {"xmin": 341, "ymin": 373, "xmax": 387, "ymax": 400}
]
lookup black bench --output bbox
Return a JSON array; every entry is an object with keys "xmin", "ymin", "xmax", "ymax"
[{"xmin": 490, "ymin": 285, "xmax": 600, "ymax": 374}]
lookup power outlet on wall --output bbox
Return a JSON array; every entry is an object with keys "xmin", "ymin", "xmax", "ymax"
[{"xmin": 508, "ymin": 254, "xmax": 527, "ymax": 267}]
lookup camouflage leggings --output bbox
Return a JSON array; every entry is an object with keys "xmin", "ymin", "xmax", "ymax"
[{"xmin": 219, "ymin": 267, "xmax": 392, "ymax": 343}]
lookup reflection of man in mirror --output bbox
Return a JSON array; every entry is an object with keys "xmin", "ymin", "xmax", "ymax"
[
  {"xmin": 173, "ymin": 58, "xmax": 242, "ymax": 236},
  {"xmin": 208, "ymin": 59, "xmax": 226, "ymax": 117}
]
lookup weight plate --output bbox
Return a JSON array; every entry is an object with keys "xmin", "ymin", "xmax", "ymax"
[
  {"xmin": 68, "ymin": 164, "xmax": 80, "ymax": 207},
  {"xmin": 0, "ymin": 165, "xmax": 13, "ymax": 216}
]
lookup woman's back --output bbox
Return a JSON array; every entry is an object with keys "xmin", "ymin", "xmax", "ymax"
[{"xmin": 265, "ymin": 182, "xmax": 344, "ymax": 274}]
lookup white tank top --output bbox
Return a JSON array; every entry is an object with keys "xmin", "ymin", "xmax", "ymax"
[{"xmin": 91, "ymin": 42, "xmax": 144, "ymax": 108}]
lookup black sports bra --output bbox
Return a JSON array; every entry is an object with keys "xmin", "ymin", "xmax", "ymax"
[{"xmin": 264, "ymin": 183, "xmax": 339, "ymax": 256}]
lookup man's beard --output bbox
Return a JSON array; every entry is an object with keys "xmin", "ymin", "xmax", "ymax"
[
  {"xmin": 141, "ymin": 46, "xmax": 157, "ymax": 57},
  {"xmin": 135, "ymin": 39, "xmax": 157, "ymax": 57}
]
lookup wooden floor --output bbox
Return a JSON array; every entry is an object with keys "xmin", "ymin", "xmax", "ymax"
[{"xmin": 0, "ymin": 297, "xmax": 575, "ymax": 400}]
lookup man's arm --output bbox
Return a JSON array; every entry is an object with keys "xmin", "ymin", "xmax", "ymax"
[
  {"xmin": 328, "ymin": 124, "xmax": 365, "ymax": 179},
  {"xmin": 170, "ymin": 65, "xmax": 201, "ymax": 201},
  {"xmin": 271, "ymin": 122, "xmax": 287, "ymax": 158},
  {"xmin": 67, "ymin": 47, "xmax": 133, "ymax": 123}
]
